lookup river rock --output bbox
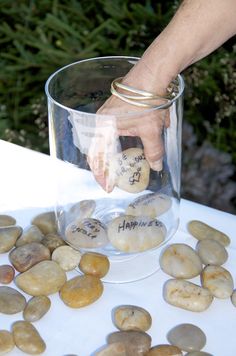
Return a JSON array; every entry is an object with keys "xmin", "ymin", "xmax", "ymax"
[
  {"xmin": 107, "ymin": 215, "xmax": 166, "ymax": 253},
  {"xmin": 146, "ymin": 344, "xmax": 183, "ymax": 355},
  {"xmin": 0, "ymin": 286, "xmax": 26, "ymax": 314},
  {"xmin": 185, "ymin": 352, "xmax": 213, "ymax": 356},
  {"xmin": 107, "ymin": 330, "xmax": 151, "ymax": 355},
  {"xmin": 12, "ymin": 320, "xmax": 46, "ymax": 354},
  {"xmin": 163, "ymin": 279, "xmax": 213, "ymax": 312},
  {"xmin": 0, "ymin": 330, "xmax": 15, "ymax": 354},
  {"xmin": 69, "ymin": 199, "xmax": 96, "ymax": 221},
  {"xmin": 167, "ymin": 324, "xmax": 206, "ymax": 352},
  {"xmin": 79, "ymin": 252, "xmax": 110, "ymax": 278},
  {"xmin": 196, "ymin": 239, "xmax": 228, "ymax": 265},
  {"xmin": 113, "ymin": 305, "xmax": 152, "ymax": 332},
  {"xmin": 110, "ymin": 148, "xmax": 150, "ymax": 193},
  {"xmin": 201, "ymin": 265, "xmax": 234, "ymax": 298},
  {"xmin": 65, "ymin": 218, "xmax": 108, "ymax": 249},
  {"xmin": 0, "ymin": 264, "xmax": 15, "ymax": 284},
  {"xmin": 0, "ymin": 225, "xmax": 23, "ymax": 253},
  {"xmin": 15, "ymin": 260, "xmax": 66, "ymax": 296},
  {"xmin": 0, "ymin": 214, "xmax": 16, "ymax": 227},
  {"xmin": 31, "ymin": 211, "xmax": 57, "ymax": 235},
  {"xmin": 23, "ymin": 295, "xmax": 51, "ymax": 322},
  {"xmin": 188, "ymin": 220, "xmax": 230, "ymax": 246},
  {"xmin": 60, "ymin": 275, "xmax": 103, "ymax": 308},
  {"xmin": 15, "ymin": 225, "xmax": 44, "ymax": 247},
  {"xmin": 126, "ymin": 193, "xmax": 172, "ymax": 218},
  {"xmin": 160, "ymin": 243, "xmax": 202, "ymax": 279},
  {"xmin": 95, "ymin": 342, "xmax": 126, "ymax": 356},
  {"xmin": 52, "ymin": 245, "xmax": 82, "ymax": 271},
  {"xmin": 9, "ymin": 242, "xmax": 51, "ymax": 272},
  {"xmin": 41, "ymin": 233, "xmax": 66, "ymax": 252},
  {"xmin": 231, "ymin": 290, "xmax": 236, "ymax": 307}
]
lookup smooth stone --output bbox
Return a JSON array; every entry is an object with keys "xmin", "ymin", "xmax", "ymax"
[
  {"xmin": 201, "ymin": 265, "xmax": 234, "ymax": 298},
  {"xmin": 0, "ymin": 286, "xmax": 26, "ymax": 314},
  {"xmin": 65, "ymin": 218, "xmax": 108, "ymax": 249},
  {"xmin": 163, "ymin": 279, "xmax": 213, "ymax": 312},
  {"xmin": 0, "ymin": 215, "xmax": 16, "ymax": 227},
  {"xmin": 146, "ymin": 344, "xmax": 183, "ymax": 355},
  {"xmin": 108, "ymin": 215, "xmax": 166, "ymax": 253},
  {"xmin": 60, "ymin": 275, "xmax": 103, "ymax": 308},
  {"xmin": 95, "ymin": 342, "xmax": 126, "ymax": 356},
  {"xmin": 12, "ymin": 320, "xmax": 46, "ymax": 354},
  {"xmin": 15, "ymin": 260, "xmax": 67, "ymax": 296},
  {"xmin": 196, "ymin": 239, "xmax": 228, "ymax": 265},
  {"xmin": 0, "ymin": 264, "xmax": 15, "ymax": 284},
  {"xmin": 111, "ymin": 148, "xmax": 150, "ymax": 193},
  {"xmin": 23, "ymin": 295, "xmax": 51, "ymax": 322},
  {"xmin": 0, "ymin": 330, "xmax": 15, "ymax": 354},
  {"xmin": 0, "ymin": 226, "xmax": 23, "ymax": 253},
  {"xmin": 126, "ymin": 193, "xmax": 172, "ymax": 218},
  {"xmin": 79, "ymin": 252, "xmax": 110, "ymax": 278},
  {"xmin": 9, "ymin": 242, "xmax": 51, "ymax": 272},
  {"xmin": 167, "ymin": 323, "xmax": 206, "ymax": 352},
  {"xmin": 185, "ymin": 352, "xmax": 213, "ymax": 356},
  {"xmin": 69, "ymin": 200, "xmax": 96, "ymax": 221},
  {"xmin": 41, "ymin": 233, "xmax": 66, "ymax": 252},
  {"xmin": 107, "ymin": 330, "xmax": 151, "ymax": 355},
  {"xmin": 52, "ymin": 245, "xmax": 82, "ymax": 271},
  {"xmin": 188, "ymin": 220, "xmax": 230, "ymax": 246},
  {"xmin": 160, "ymin": 243, "xmax": 202, "ymax": 279},
  {"xmin": 31, "ymin": 211, "xmax": 57, "ymax": 235},
  {"xmin": 231, "ymin": 290, "xmax": 236, "ymax": 307},
  {"xmin": 113, "ymin": 305, "xmax": 152, "ymax": 332},
  {"xmin": 15, "ymin": 225, "xmax": 44, "ymax": 247}
]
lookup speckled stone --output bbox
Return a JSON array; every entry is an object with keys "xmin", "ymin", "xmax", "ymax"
[
  {"xmin": 188, "ymin": 220, "xmax": 230, "ymax": 246},
  {"xmin": 69, "ymin": 199, "xmax": 96, "ymax": 221},
  {"xmin": 167, "ymin": 324, "xmax": 206, "ymax": 352},
  {"xmin": 146, "ymin": 344, "xmax": 183, "ymax": 355},
  {"xmin": 31, "ymin": 211, "xmax": 57, "ymax": 235},
  {"xmin": 126, "ymin": 193, "xmax": 172, "ymax": 218},
  {"xmin": 185, "ymin": 352, "xmax": 213, "ymax": 356},
  {"xmin": 41, "ymin": 233, "xmax": 66, "ymax": 253},
  {"xmin": 107, "ymin": 330, "xmax": 151, "ymax": 355},
  {"xmin": 15, "ymin": 225, "xmax": 44, "ymax": 247},
  {"xmin": 52, "ymin": 245, "xmax": 82, "ymax": 271},
  {"xmin": 201, "ymin": 265, "xmax": 234, "ymax": 298},
  {"xmin": 196, "ymin": 239, "xmax": 228, "ymax": 266},
  {"xmin": 231, "ymin": 290, "xmax": 236, "ymax": 307},
  {"xmin": 95, "ymin": 342, "xmax": 126, "ymax": 356},
  {"xmin": 0, "ymin": 215, "xmax": 16, "ymax": 227},
  {"xmin": 23, "ymin": 295, "xmax": 51, "ymax": 322},
  {"xmin": 0, "ymin": 330, "xmax": 15, "ymax": 354},
  {"xmin": 12, "ymin": 320, "xmax": 46, "ymax": 354},
  {"xmin": 0, "ymin": 286, "xmax": 26, "ymax": 314},
  {"xmin": 79, "ymin": 252, "xmax": 110, "ymax": 278},
  {"xmin": 113, "ymin": 305, "xmax": 152, "ymax": 332},
  {"xmin": 0, "ymin": 264, "xmax": 15, "ymax": 284},
  {"xmin": 0, "ymin": 225, "xmax": 23, "ymax": 253}
]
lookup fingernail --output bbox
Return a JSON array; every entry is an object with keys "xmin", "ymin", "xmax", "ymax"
[{"xmin": 150, "ymin": 159, "xmax": 163, "ymax": 171}]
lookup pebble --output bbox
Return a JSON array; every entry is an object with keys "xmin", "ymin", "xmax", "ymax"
[
  {"xmin": 113, "ymin": 305, "xmax": 152, "ymax": 332},
  {"xmin": 107, "ymin": 330, "xmax": 151, "ymax": 355},
  {"xmin": 52, "ymin": 245, "xmax": 82, "ymax": 271},
  {"xmin": 41, "ymin": 233, "xmax": 66, "ymax": 253},
  {"xmin": 111, "ymin": 148, "xmax": 150, "ymax": 193},
  {"xmin": 69, "ymin": 199, "xmax": 96, "ymax": 221},
  {"xmin": 126, "ymin": 193, "xmax": 172, "ymax": 218},
  {"xmin": 107, "ymin": 215, "xmax": 166, "ymax": 253},
  {"xmin": 0, "ymin": 225, "xmax": 23, "ymax": 253},
  {"xmin": 15, "ymin": 225, "xmax": 44, "ymax": 247},
  {"xmin": 0, "ymin": 286, "xmax": 26, "ymax": 314},
  {"xmin": 163, "ymin": 279, "xmax": 213, "ymax": 312},
  {"xmin": 0, "ymin": 330, "xmax": 15, "ymax": 354},
  {"xmin": 146, "ymin": 344, "xmax": 183, "ymax": 355},
  {"xmin": 188, "ymin": 220, "xmax": 230, "ymax": 246},
  {"xmin": 79, "ymin": 252, "xmax": 110, "ymax": 278},
  {"xmin": 185, "ymin": 352, "xmax": 213, "ymax": 356},
  {"xmin": 201, "ymin": 265, "xmax": 234, "ymax": 298},
  {"xmin": 60, "ymin": 275, "xmax": 103, "ymax": 308},
  {"xmin": 12, "ymin": 320, "xmax": 46, "ymax": 354},
  {"xmin": 23, "ymin": 295, "xmax": 51, "ymax": 322},
  {"xmin": 0, "ymin": 214, "xmax": 16, "ymax": 227},
  {"xmin": 95, "ymin": 342, "xmax": 126, "ymax": 356},
  {"xmin": 231, "ymin": 290, "xmax": 236, "ymax": 307},
  {"xmin": 31, "ymin": 211, "xmax": 57, "ymax": 235},
  {"xmin": 0, "ymin": 264, "xmax": 15, "ymax": 284},
  {"xmin": 196, "ymin": 239, "xmax": 228, "ymax": 265},
  {"xmin": 167, "ymin": 324, "xmax": 206, "ymax": 352},
  {"xmin": 15, "ymin": 260, "xmax": 67, "ymax": 296},
  {"xmin": 160, "ymin": 243, "xmax": 202, "ymax": 279},
  {"xmin": 9, "ymin": 242, "xmax": 51, "ymax": 272},
  {"xmin": 65, "ymin": 218, "xmax": 109, "ymax": 249}
]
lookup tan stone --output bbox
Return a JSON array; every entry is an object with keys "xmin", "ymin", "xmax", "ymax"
[
  {"xmin": 0, "ymin": 330, "xmax": 15, "ymax": 354},
  {"xmin": 12, "ymin": 320, "xmax": 46, "ymax": 354},
  {"xmin": 52, "ymin": 245, "xmax": 82, "ymax": 271},
  {"xmin": 167, "ymin": 324, "xmax": 206, "ymax": 353},
  {"xmin": 69, "ymin": 199, "xmax": 96, "ymax": 221},
  {"xmin": 201, "ymin": 265, "xmax": 234, "ymax": 298},
  {"xmin": 41, "ymin": 233, "xmax": 66, "ymax": 253},
  {"xmin": 113, "ymin": 305, "xmax": 152, "ymax": 332},
  {"xmin": 31, "ymin": 211, "xmax": 57, "ymax": 235},
  {"xmin": 0, "ymin": 215, "xmax": 16, "ymax": 227},
  {"xmin": 0, "ymin": 226, "xmax": 23, "ymax": 253},
  {"xmin": 126, "ymin": 193, "xmax": 172, "ymax": 218},
  {"xmin": 107, "ymin": 330, "xmax": 151, "ymax": 355},
  {"xmin": 0, "ymin": 286, "xmax": 26, "ymax": 314},
  {"xmin": 188, "ymin": 220, "xmax": 230, "ymax": 246},
  {"xmin": 23, "ymin": 295, "xmax": 51, "ymax": 322},
  {"xmin": 196, "ymin": 239, "xmax": 228, "ymax": 266},
  {"xmin": 146, "ymin": 344, "xmax": 183, "ymax": 355},
  {"xmin": 95, "ymin": 342, "xmax": 126, "ymax": 356},
  {"xmin": 0, "ymin": 264, "xmax": 15, "ymax": 284},
  {"xmin": 15, "ymin": 225, "xmax": 44, "ymax": 247},
  {"xmin": 79, "ymin": 252, "xmax": 110, "ymax": 278}
]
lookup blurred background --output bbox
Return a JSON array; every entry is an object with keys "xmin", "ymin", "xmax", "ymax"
[{"xmin": 0, "ymin": 0, "xmax": 235, "ymax": 213}]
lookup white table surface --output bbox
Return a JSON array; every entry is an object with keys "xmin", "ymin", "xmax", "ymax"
[{"xmin": 0, "ymin": 139, "xmax": 236, "ymax": 356}]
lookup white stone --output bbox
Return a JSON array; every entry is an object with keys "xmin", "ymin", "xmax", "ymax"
[
  {"xmin": 52, "ymin": 245, "xmax": 82, "ymax": 271},
  {"xmin": 69, "ymin": 200, "xmax": 96, "ymax": 221},
  {"xmin": 201, "ymin": 265, "xmax": 234, "ymax": 298},
  {"xmin": 126, "ymin": 193, "xmax": 172, "ymax": 218},
  {"xmin": 196, "ymin": 239, "xmax": 228, "ymax": 266}
]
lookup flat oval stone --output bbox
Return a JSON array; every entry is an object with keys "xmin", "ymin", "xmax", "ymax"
[
  {"xmin": 201, "ymin": 265, "xmax": 234, "ymax": 298},
  {"xmin": 185, "ymin": 352, "xmax": 213, "ymax": 356},
  {"xmin": 0, "ymin": 330, "xmax": 15, "ymax": 354},
  {"xmin": 15, "ymin": 225, "xmax": 44, "ymax": 247},
  {"xmin": 12, "ymin": 320, "xmax": 46, "ymax": 354},
  {"xmin": 65, "ymin": 218, "xmax": 108, "ymax": 249},
  {"xmin": 15, "ymin": 260, "xmax": 67, "ymax": 296},
  {"xmin": 60, "ymin": 275, "xmax": 103, "ymax": 308},
  {"xmin": 126, "ymin": 193, "xmax": 172, "ymax": 218},
  {"xmin": 196, "ymin": 239, "xmax": 228, "ymax": 265},
  {"xmin": 231, "ymin": 290, "xmax": 236, "ymax": 307},
  {"xmin": 188, "ymin": 220, "xmax": 230, "ymax": 246},
  {"xmin": 0, "ymin": 214, "xmax": 16, "ymax": 227},
  {"xmin": 167, "ymin": 324, "xmax": 206, "ymax": 352},
  {"xmin": 79, "ymin": 252, "xmax": 110, "ymax": 278},
  {"xmin": 9, "ymin": 242, "xmax": 51, "ymax": 272},
  {"xmin": 113, "ymin": 305, "xmax": 152, "ymax": 332},
  {"xmin": 0, "ymin": 225, "xmax": 23, "ymax": 253},
  {"xmin": 160, "ymin": 243, "xmax": 202, "ymax": 279},
  {"xmin": 0, "ymin": 264, "xmax": 15, "ymax": 284},
  {"xmin": 146, "ymin": 344, "xmax": 183, "ymax": 355},
  {"xmin": 107, "ymin": 330, "xmax": 151, "ymax": 355},
  {"xmin": 163, "ymin": 279, "xmax": 213, "ymax": 312},
  {"xmin": 52, "ymin": 245, "xmax": 82, "ymax": 271},
  {"xmin": 31, "ymin": 211, "xmax": 57, "ymax": 235},
  {"xmin": 95, "ymin": 342, "xmax": 126, "ymax": 356},
  {"xmin": 41, "ymin": 233, "xmax": 66, "ymax": 252},
  {"xmin": 23, "ymin": 295, "xmax": 51, "ymax": 322},
  {"xmin": 0, "ymin": 286, "xmax": 26, "ymax": 314},
  {"xmin": 107, "ymin": 215, "xmax": 166, "ymax": 253},
  {"xmin": 69, "ymin": 200, "xmax": 96, "ymax": 221},
  {"xmin": 111, "ymin": 148, "xmax": 150, "ymax": 193}
]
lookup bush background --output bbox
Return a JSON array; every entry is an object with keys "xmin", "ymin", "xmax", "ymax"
[{"xmin": 0, "ymin": 0, "xmax": 235, "ymax": 212}]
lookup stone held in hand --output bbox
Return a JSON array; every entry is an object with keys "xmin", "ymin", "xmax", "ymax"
[
  {"xmin": 15, "ymin": 225, "xmax": 44, "ymax": 247},
  {"xmin": 126, "ymin": 193, "xmax": 172, "ymax": 218},
  {"xmin": 0, "ymin": 286, "xmax": 26, "ymax": 314},
  {"xmin": 79, "ymin": 252, "xmax": 110, "ymax": 278},
  {"xmin": 201, "ymin": 264, "xmax": 234, "ymax": 298},
  {"xmin": 188, "ymin": 220, "xmax": 230, "ymax": 246},
  {"xmin": 196, "ymin": 239, "xmax": 228, "ymax": 266},
  {"xmin": 23, "ymin": 295, "xmax": 51, "ymax": 322},
  {"xmin": 113, "ymin": 305, "xmax": 152, "ymax": 332},
  {"xmin": 107, "ymin": 330, "xmax": 151, "ymax": 355},
  {"xmin": 0, "ymin": 214, "xmax": 16, "ymax": 227},
  {"xmin": 0, "ymin": 330, "xmax": 15, "ymax": 355},
  {"xmin": 52, "ymin": 245, "xmax": 82, "ymax": 271},
  {"xmin": 0, "ymin": 225, "xmax": 23, "ymax": 253},
  {"xmin": 12, "ymin": 320, "xmax": 46, "ymax": 354},
  {"xmin": 0, "ymin": 264, "xmax": 15, "ymax": 284},
  {"xmin": 167, "ymin": 323, "xmax": 206, "ymax": 352},
  {"xmin": 31, "ymin": 211, "xmax": 57, "ymax": 235}
]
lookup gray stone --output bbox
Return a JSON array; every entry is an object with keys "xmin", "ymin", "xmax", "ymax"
[
  {"xmin": 107, "ymin": 330, "xmax": 151, "ymax": 355},
  {"xmin": 0, "ymin": 214, "xmax": 16, "ymax": 227},
  {"xmin": 31, "ymin": 211, "xmax": 57, "ymax": 235},
  {"xmin": 41, "ymin": 233, "xmax": 66, "ymax": 252},
  {"xmin": 0, "ymin": 226, "xmax": 23, "ymax": 253},
  {"xmin": 167, "ymin": 324, "xmax": 206, "ymax": 352},
  {"xmin": 0, "ymin": 286, "xmax": 26, "ymax": 314},
  {"xmin": 15, "ymin": 225, "xmax": 44, "ymax": 247}
]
